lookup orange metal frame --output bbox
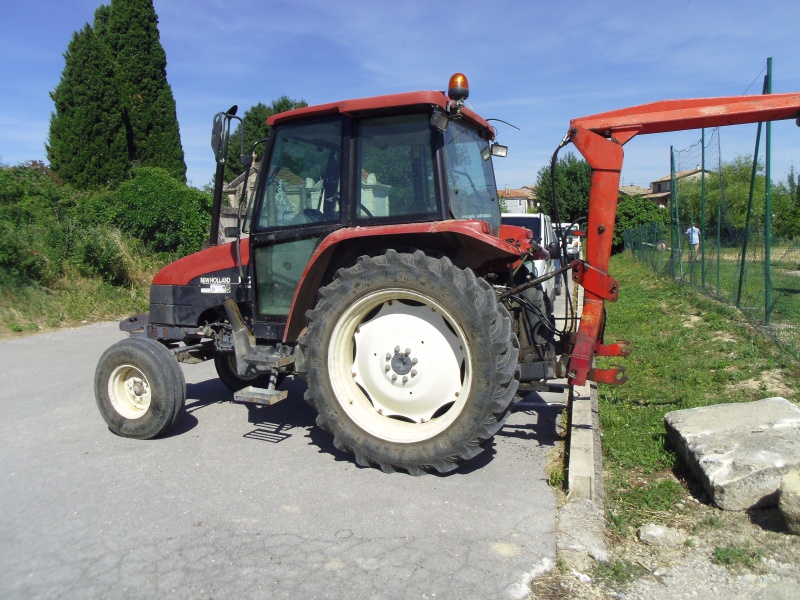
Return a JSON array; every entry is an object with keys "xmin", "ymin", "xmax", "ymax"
[{"xmin": 568, "ymin": 93, "xmax": 800, "ymax": 386}]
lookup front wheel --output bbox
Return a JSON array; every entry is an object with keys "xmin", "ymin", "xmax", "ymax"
[
  {"xmin": 298, "ymin": 250, "xmax": 519, "ymax": 474},
  {"xmin": 94, "ymin": 337, "xmax": 186, "ymax": 439}
]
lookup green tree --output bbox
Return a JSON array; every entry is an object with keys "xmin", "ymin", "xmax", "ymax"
[
  {"xmin": 673, "ymin": 156, "xmax": 799, "ymax": 239},
  {"xmin": 48, "ymin": 1, "xmax": 185, "ymax": 188},
  {"xmin": 46, "ymin": 15, "xmax": 129, "ymax": 188},
  {"xmin": 534, "ymin": 152, "xmax": 591, "ymax": 224},
  {"xmin": 109, "ymin": 0, "xmax": 186, "ymax": 182},
  {"xmin": 224, "ymin": 97, "xmax": 307, "ymax": 182},
  {"xmin": 615, "ymin": 195, "xmax": 669, "ymax": 251}
]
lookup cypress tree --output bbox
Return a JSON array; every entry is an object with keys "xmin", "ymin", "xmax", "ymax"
[
  {"xmin": 109, "ymin": 0, "xmax": 186, "ymax": 182},
  {"xmin": 47, "ymin": 15, "xmax": 129, "ymax": 188}
]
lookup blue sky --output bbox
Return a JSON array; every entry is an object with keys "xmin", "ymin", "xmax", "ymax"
[{"xmin": 2, "ymin": 0, "xmax": 799, "ymax": 192}]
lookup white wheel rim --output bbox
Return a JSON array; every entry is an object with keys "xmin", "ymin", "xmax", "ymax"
[
  {"xmin": 328, "ymin": 289, "xmax": 471, "ymax": 444},
  {"xmin": 108, "ymin": 364, "xmax": 152, "ymax": 420}
]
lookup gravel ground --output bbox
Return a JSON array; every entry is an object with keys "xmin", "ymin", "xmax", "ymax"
[{"xmin": 531, "ymin": 499, "xmax": 800, "ymax": 599}]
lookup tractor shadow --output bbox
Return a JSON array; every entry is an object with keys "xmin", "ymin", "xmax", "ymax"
[
  {"xmin": 168, "ymin": 375, "xmax": 315, "ymax": 438},
  {"xmin": 170, "ymin": 375, "xmax": 565, "ymax": 475},
  {"xmin": 240, "ymin": 376, "xmax": 317, "ymax": 443},
  {"xmin": 498, "ymin": 386, "xmax": 567, "ymax": 448}
]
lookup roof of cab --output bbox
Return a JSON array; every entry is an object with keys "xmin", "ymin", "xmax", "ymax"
[{"xmin": 267, "ymin": 90, "xmax": 495, "ymax": 139}]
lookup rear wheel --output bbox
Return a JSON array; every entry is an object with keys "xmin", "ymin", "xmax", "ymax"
[
  {"xmin": 298, "ymin": 250, "xmax": 519, "ymax": 474},
  {"xmin": 214, "ymin": 354, "xmax": 275, "ymax": 391},
  {"xmin": 94, "ymin": 337, "xmax": 186, "ymax": 439}
]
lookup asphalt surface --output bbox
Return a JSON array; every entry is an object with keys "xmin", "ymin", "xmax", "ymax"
[{"xmin": 0, "ymin": 319, "xmax": 566, "ymax": 599}]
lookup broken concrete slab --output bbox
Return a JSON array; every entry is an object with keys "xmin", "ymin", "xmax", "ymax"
[
  {"xmin": 779, "ymin": 470, "xmax": 800, "ymax": 534},
  {"xmin": 664, "ymin": 397, "xmax": 800, "ymax": 510}
]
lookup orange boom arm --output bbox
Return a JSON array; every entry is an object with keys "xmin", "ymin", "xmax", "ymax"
[{"xmin": 567, "ymin": 93, "xmax": 800, "ymax": 386}]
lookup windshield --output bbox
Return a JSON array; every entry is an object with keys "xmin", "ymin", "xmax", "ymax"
[{"xmin": 443, "ymin": 120, "xmax": 501, "ymax": 235}]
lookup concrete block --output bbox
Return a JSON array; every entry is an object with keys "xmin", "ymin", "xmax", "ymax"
[
  {"xmin": 779, "ymin": 470, "xmax": 800, "ymax": 534},
  {"xmin": 664, "ymin": 397, "xmax": 800, "ymax": 510}
]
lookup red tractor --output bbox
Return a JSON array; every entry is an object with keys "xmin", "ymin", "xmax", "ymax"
[{"xmin": 94, "ymin": 74, "xmax": 800, "ymax": 474}]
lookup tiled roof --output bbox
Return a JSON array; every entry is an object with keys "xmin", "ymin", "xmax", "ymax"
[
  {"xmin": 650, "ymin": 168, "xmax": 704, "ymax": 184},
  {"xmin": 619, "ymin": 185, "xmax": 649, "ymax": 196},
  {"xmin": 500, "ymin": 187, "xmax": 534, "ymax": 198}
]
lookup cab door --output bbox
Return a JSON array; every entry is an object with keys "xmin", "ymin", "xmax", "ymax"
[{"xmin": 248, "ymin": 117, "xmax": 344, "ymax": 337}]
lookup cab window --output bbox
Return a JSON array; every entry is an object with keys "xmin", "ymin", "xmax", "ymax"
[
  {"xmin": 254, "ymin": 118, "xmax": 342, "ymax": 230},
  {"xmin": 356, "ymin": 114, "xmax": 438, "ymax": 221}
]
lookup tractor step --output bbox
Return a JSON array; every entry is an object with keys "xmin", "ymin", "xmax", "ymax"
[{"xmin": 233, "ymin": 385, "xmax": 289, "ymax": 406}]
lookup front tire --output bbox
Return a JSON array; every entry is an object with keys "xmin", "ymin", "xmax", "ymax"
[
  {"xmin": 298, "ymin": 250, "xmax": 519, "ymax": 474},
  {"xmin": 95, "ymin": 337, "xmax": 186, "ymax": 439}
]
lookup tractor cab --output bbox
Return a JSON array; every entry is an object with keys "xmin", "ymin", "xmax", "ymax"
[{"xmin": 221, "ymin": 74, "xmax": 516, "ymax": 342}]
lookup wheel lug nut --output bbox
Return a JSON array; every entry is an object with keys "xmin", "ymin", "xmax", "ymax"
[
  {"xmin": 411, "ymin": 358, "xmax": 418, "ymax": 365},
  {"xmin": 405, "ymin": 348, "xmax": 411, "ymax": 355},
  {"xmin": 385, "ymin": 353, "xmax": 391, "ymax": 361},
  {"xmin": 394, "ymin": 345, "xmax": 400, "ymax": 353},
  {"xmin": 392, "ymin": 374, "xmax": 397, "ymax": 381},
  {"xmin": 411, "ymin": 369, "xmax": 417, "ymax": 377},
  {"xmin": 402, "ymin": 376, "xmax": 408, "ymax": 383},
  {"xmin": 384, "ymin": 365, "xmax": 390, "ymax": 372}
]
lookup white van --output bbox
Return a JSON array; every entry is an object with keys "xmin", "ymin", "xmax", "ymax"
[
  {"xmin": 500, "ymin": 212, "xmax": 562, "ymax": 303},
  {"xmin": 559, "ymin": 224, "xmax": 582, "ymax": 261}
]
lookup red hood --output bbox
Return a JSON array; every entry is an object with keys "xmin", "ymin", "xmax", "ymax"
[{"xmin": 152, "ymin": 238, "xmax": 249, "ymax": 286}]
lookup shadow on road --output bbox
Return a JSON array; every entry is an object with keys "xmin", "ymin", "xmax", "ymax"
[{"xmin": 169, "ymin": 374, "xmax": 562, "ymax": 475}]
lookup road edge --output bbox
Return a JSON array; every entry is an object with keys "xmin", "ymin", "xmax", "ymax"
[{"xmin": 556, "ymin": 381, "xmax": 609, "ymax": 572}]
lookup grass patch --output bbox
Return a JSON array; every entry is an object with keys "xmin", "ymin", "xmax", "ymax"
[
  {"xmin": 606, "ymin": 477, "xmax": 684, "ymax": 535},
  {"xmin": 593, "ymin": 559, "xmax": 647, "ymax": 588},
  {"xmin": 0, "ymin": 267, "xmax": 158, "ymax": 339},
  {"xmin": 597, "ymin": 252, "xmax": 800, "ymax": 534},
  {"xmin": 713, "ymin": 543, "xmax": 765, "ymax": 569}
]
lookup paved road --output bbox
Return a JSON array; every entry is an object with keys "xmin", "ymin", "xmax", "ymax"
[{"xmin": 0, "ymin": 319, "xmax": 564, "ymax": 599}]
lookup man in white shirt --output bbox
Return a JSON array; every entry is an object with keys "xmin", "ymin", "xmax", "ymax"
[{"xmin": 685, "ymin": 223, "xmax": 701, "ymax": 262}]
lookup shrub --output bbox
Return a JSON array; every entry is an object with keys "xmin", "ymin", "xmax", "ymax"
[
  {"xmin": 111, "ymin": 167, "xmax": 212, "ymax": 255},
  {"xmin": 73, "ymin": 227, "xmax": 131, "ymax": 286},
  {"xmin": 0, "ymin": 162, "xmax": 74, "ymax": 285}
]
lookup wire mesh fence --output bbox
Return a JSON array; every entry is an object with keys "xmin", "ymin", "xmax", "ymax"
[
  {"xmin": 624, "ymin": 171, "xmax": 800, "ymax": 360},
  {"xmin": 623, "ymin": 59, "xmax": 800, "ymax": 360}
]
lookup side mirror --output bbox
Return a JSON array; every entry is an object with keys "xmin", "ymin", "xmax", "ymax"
[
  {"xmin": 210, "ymin": 105, "xmax": 239, "ymax": 164},
  {"xmin": 547, "ymin": 240, "xmax": 562, "ymax": 260},
  {"xmin": 211, "ymin": 113, "xmax": 224, "ymax": 162}
]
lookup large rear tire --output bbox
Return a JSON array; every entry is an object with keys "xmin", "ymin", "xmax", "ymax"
[
  {"xmin": 94, "ymin": 337, "xmax": 186, "ymax": 439},
  {"xmin": 297, "ymin": 250, "xmax": 519, "ymax": 474}
]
